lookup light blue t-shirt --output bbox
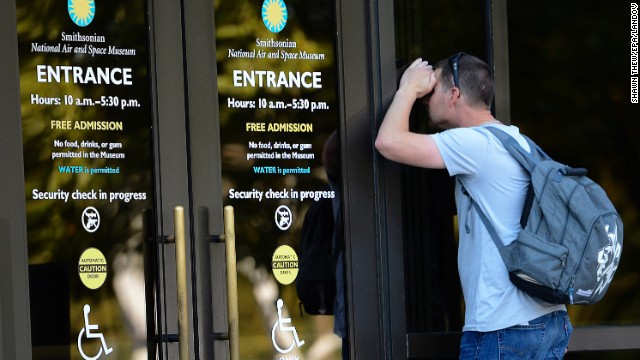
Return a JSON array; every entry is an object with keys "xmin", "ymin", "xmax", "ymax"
[{"xmin": 432, "ymin": 124, "xmax": 565, "ymax": 332}]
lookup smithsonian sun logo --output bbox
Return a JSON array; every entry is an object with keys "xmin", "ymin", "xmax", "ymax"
[
  {"xmin": 262, "ymin": 0, "xmax": 288, "ymax": 33},
  {"xmin": 68, "ymin": 0, "xmax": 95, "ymax": 27}
]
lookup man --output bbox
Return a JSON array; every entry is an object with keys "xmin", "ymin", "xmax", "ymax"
[{"xmin": 375, "ymin": 53, "xmax": 572, "ymax": 359}]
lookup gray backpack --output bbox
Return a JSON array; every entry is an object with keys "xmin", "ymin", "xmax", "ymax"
[{"xmin": 466, "ymin": 126, "xmax": 623, "ymax": 305}]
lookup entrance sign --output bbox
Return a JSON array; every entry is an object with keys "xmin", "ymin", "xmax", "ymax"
[
  {"xmin": 216, "ymin": 0, "xmax": 342, "ymax": 358},
  {"xmin": 15, "ymin": 0, "xmax": 153, "ymax": 357}
]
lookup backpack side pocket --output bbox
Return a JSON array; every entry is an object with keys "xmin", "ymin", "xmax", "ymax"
[{"xmin": 504, "ymin": 230, "xmax": 569, "ymax": 302}]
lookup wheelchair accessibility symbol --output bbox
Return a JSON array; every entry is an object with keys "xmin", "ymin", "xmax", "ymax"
[
  {"xmin": 78, "ymin": 304, "xmax": 113, "ymax": 359},
  {"xmin": 272, "ymin": 299, "xmax": 305, "ymax": 354}
]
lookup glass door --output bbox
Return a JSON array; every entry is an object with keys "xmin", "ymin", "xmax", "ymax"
[
  {"xmin": 212, "ymin": 0, "xmax": 345, "ymax": 358},
  {"xmin": 15, "ymin": 0, "xmax": 157, "ymax": 358}
]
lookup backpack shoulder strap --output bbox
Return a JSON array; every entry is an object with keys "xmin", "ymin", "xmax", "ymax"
[
  {"xmin": 483, "ymin": 126, "xmax": 548, "ymax": 172},
  {"xmin": 458, "ymin": 179, "xmax": 509, "ymax": 256},
  {"xmin": 460, "ymin": 125, "xmax": 544, "ymax": 255}
]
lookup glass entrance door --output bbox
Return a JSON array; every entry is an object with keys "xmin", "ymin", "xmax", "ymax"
[
  {"xmin": 212, "ymin": 0, "xmax": 345, "ymax": 358},
  {"xmin": 13, "ymin": 0, "xmax": 230, "ymax": 357},
  {"xmin": 15, "ymin": 0, "xmax": 157, "ymax": 358}
]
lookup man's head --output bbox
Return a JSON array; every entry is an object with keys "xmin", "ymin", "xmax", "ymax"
[
  {"xmin": 424, "ymin": 53, "xmax": 495, "ymax": 129},
  {"xmin": 434, "ymin": 53, "xmax": 494, "ymax": 109}
]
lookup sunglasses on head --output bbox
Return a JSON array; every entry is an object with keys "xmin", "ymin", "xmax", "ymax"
[{"xmin": 448, "ymin": 52, "xmax": 467, "ymax": 88}]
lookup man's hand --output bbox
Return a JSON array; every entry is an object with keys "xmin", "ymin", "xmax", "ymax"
[
  {"xmin": 374, "ymin": 57, "xmax": 445, "ymax": 169},
  {"xmin": 398, "ymin": 58, "xmax": 437, "ymax": 99}
]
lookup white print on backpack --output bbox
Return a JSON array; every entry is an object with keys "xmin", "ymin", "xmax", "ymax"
[{"xmin": 594, "ymin": 223, "xmax": 622, "ymax": 296}]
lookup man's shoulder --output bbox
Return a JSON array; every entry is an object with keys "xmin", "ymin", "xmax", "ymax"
[
  {"xmin": 431, "ymin": 127, "xmax": 494, "ymax": 176},
  {"xmin": 477, "ymin": 124, "xmax": 532, "ymax": 153},
  {"xmin": 432, "ymin": 126, "xmax": 493, "ymax": 150}
]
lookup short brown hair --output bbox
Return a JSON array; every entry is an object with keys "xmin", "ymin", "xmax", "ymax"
[{"xmin": 435, "ymin": 54, "xmax": 494, "ymax": 109}]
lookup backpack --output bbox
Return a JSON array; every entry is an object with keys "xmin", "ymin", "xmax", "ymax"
[
  {"xmin": 466, "ymin": 126, "xmax": 623, "ymax": 305},
  {"xmin": 296, "ymin": 196, "xmax": 337, "ymax": 315}
]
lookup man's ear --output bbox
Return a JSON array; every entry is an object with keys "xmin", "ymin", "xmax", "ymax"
[{"xmin": 448, "ymin": 87, "xmax": 461, "ymax": 106}]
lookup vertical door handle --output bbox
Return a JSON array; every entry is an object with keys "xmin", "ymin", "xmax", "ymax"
[
  {"xmin": 173, "ymin": 206, "xmax": 190, "ymax": 360},
  {"xmin": 224, "ymin": 206, "xmax": 240, "ymax": 360}
]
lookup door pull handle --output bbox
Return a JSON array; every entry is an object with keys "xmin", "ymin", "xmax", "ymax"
[
  {"xmin": 173, "ymin": 206, "xmax": 190, "ymax": 360},
  {"xmin": 223, "ymin": 205, "xmax": 240, "ymax": 360}
]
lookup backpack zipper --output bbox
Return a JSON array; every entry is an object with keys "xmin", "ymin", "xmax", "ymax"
[{"xmin": 568, "ymin": 276, "xmax": 575, "ymax": 304}]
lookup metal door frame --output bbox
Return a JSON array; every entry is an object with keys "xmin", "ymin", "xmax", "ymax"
[
  {"xmin": 0, "ymin": 0, "xmax": 32, "ymax": 357},
  {"xmin": 336, "ymin": 0, "xmax": 407, "ymax": 358},
  {"xmin": 148, "ymin": 0, "xmax": 227, "ymax": 357}
]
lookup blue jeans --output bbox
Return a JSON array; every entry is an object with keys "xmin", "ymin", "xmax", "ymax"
[{"xmin": 460, "ymin": 311, "xmax": 572, "ymax": 360}]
